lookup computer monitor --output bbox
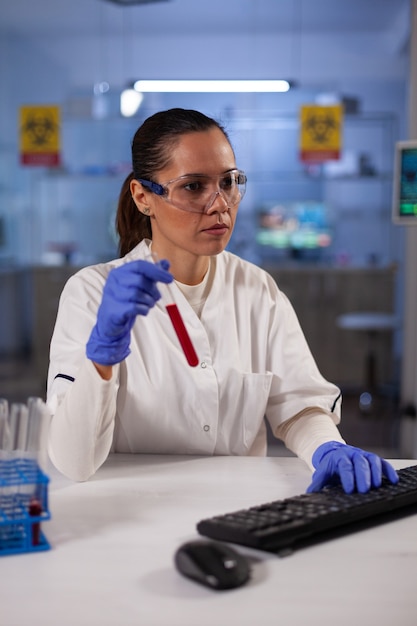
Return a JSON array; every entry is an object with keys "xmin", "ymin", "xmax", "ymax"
[
  {"xmin": 255, "ymin": 201, "xmax": 332, "ymax": 262},
  {"xmin": 392, "ymin": 140, "xmax": 417, "ymax": 225}
]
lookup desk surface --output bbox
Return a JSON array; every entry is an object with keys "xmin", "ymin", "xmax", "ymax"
[{"xmin": 1, "ymin": 455, "xmax": 417, "ymax": 626}]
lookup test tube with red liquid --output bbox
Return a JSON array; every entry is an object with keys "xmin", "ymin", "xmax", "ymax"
[
  {"xmin": 165, "ymin": 283, "xmax": 199, "ymax": 367},
  {"xmin": 149, "ymin": 252, "xmax": 199, "ymax": 367}
]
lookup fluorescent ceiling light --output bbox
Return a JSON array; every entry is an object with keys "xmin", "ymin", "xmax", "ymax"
[
  {"xmin": 133, "ymin": 80, "xmax": 291, "ymax": 93},
  {"xmin": 102, "ymin": 0, "xmax": 170, "ymax": 5}
]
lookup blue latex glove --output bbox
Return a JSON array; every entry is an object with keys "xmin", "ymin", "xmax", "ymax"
[
  {"xmin": 307, "ymin": 441, "xmax": 399, "ymax": 494},
  {"xmin": 86, "ymin": 259, "xmax": 173, "ymax": 366}
]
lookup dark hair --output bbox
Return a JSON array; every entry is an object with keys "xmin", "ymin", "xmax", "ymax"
[{"xmin": 116, "ymin": 108, "xmax": 231, "ymax": 256}]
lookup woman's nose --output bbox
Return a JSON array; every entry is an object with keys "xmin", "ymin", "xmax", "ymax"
[{"xmin": 205, "ymin": 190, "xmax": 229, "ymax": 213}]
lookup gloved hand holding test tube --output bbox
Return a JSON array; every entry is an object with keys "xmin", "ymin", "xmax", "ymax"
[{"xmin": 148, "ymin": 251, "xmax": 199, "ymax": 367}]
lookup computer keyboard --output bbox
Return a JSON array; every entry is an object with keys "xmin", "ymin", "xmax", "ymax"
[{"xmin": 197, "ymin": 464, "xmax": 417, "ymax": 554}]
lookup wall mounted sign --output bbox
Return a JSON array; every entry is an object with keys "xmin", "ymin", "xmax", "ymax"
[
  {"xmin": 299, "ymin": 104, "xmax": 343, "ymax": 163},
  {"xmin": 19, "ymin": 105, "xmax": 61, "ymax": 166}
]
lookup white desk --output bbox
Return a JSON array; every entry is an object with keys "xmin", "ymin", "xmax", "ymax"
[{"xmin": 1, "ymin": 455, "xmax": 417, "ymax": 626}]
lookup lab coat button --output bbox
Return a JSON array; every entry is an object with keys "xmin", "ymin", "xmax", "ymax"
[
  {"xmin": 203, "ymin": 425, "xmax": 210, "ymax": 432},
  {"xmin": 201, "ymin": 361, "xmax": 207, "ymax": 369}
]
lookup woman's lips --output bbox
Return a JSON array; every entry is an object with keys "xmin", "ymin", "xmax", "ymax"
[{"xmin": 202, "ymin": 223, "xmax": 229, "ymax": 235}]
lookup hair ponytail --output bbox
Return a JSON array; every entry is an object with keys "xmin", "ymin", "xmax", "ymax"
[{"xmin": 116, "ymin": 172, "xmax": 151, "ymax": 257}]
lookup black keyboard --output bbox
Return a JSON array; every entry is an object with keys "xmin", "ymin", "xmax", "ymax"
[{"xmin": 197, "ymin": 464, "xmax": 417, "ymax": 554}]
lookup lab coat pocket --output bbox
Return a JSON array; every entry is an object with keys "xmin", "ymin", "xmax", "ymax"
[{"xmin": 220, "ymin": 370, "xmax": 273, "ymax": 454}]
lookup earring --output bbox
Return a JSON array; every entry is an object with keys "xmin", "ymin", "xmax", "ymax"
[{"xmin": 142, "ymin": 207, "xmax": 150, "ymax": 216}]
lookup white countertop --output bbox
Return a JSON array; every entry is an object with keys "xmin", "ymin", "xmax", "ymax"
[{"xmin": 1, "ymin": 454, "xmax": 417, "ymax": 626}]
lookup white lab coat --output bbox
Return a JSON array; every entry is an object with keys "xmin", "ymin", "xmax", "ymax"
[{"xmin": 47, "ymin": 240, "xmax": 342, "ymax": 481}]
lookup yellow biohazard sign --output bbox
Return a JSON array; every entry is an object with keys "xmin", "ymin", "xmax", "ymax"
[
  {"xmin": 299, "ymin": 104, "xmax": 343, "ymax": 162},
  {"xmin": 20, "ymin": 105, "xmax": 61, "ymax": 166}
]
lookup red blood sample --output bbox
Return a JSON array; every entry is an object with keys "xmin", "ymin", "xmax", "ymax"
[
  {"xmin": 166, "ymin": 303, "xmax": 199, "ymax": 367},
  {"xmin": 29, "ymin": 498, "xmax": 42, "ymax": 546}
]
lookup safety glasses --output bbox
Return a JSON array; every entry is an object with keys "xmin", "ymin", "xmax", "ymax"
[{"xmin": 137, "ymin": 169, "xmax": 247, "ymax": 214}]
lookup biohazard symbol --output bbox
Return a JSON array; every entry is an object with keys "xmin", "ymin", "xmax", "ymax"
[
  {"xmin": 21, "ymin": 112, "xmax": 58, "ymax": 148},
  {"xmin": 303, "ymin": 112, "xmax": 339, "ymax": 145}
]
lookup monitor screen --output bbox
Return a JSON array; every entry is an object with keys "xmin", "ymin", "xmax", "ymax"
[
  {"xmin": 255, "ymin": 201, "xmax": 333, "ymax": 262},
  {"xmin": 392, "ymin": 140, "xmax": 417, "ymax": 225}
]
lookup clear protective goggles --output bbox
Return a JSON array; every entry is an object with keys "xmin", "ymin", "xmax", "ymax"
[{"xmin": 137, "ymin": 169, "xmax": 247, "ymax": 214}]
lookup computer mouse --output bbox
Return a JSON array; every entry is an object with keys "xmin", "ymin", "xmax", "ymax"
[{"xmin": 174, "ymin": 540, "xmax": 251, "ymax": 590}]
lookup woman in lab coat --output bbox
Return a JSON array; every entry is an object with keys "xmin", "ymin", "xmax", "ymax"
[{"xmin": 47, "ymin": 108, "xmax": 397, "ymax": 489}]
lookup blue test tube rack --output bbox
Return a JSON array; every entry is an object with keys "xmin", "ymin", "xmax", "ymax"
[{"xmin": 0, "ymin": 457, "xmax": 51, "ymax": 556}]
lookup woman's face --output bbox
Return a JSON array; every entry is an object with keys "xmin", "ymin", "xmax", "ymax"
[{"xmin": 131, "ymin": 127, "xmax": 240, "ymax": 265}]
